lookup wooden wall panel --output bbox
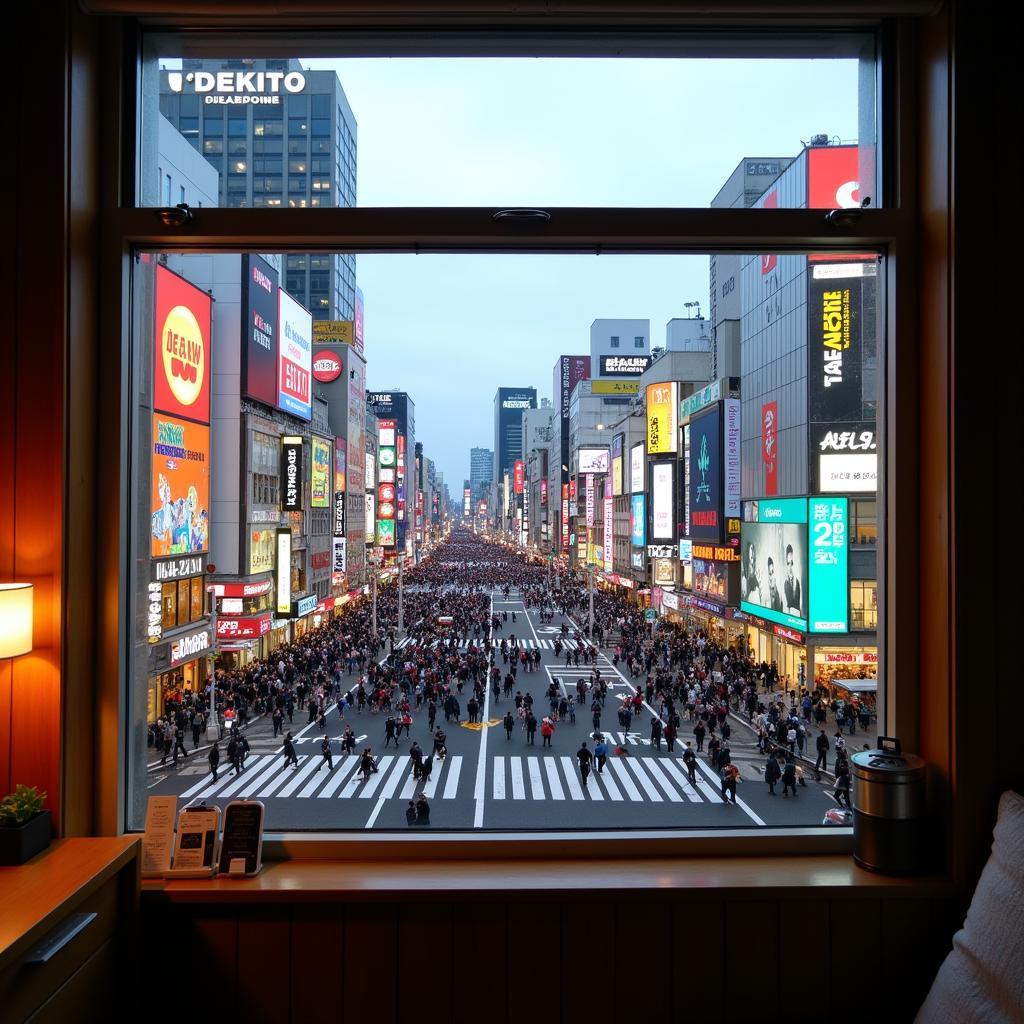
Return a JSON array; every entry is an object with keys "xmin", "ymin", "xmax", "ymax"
[
  {"xmin": 507, "ymin": 902, "xmax": 559, "ymax": 1024},
  {"xmin": 396, "ymin": 904, "xmax": 452, "ymax": 1024},
  {"xmin": 723, "ymin": 901, "xmax": 779, "ymax": 1023},
  {"xmin": 237, "ymin": 911, "xmax": 291, "ymax": 1021},
  {"xmin": 342, "ymin": 905, "xmax": 398, "ymax": 1024},
  {"xmin": 779, "ymin": 899, "xmax": 831, "ymax": 1022},
  {"xmin": 560, "ymin": 903, "xmax": 610, "ymax": 1024},
  {"xmin": 290, "ymin": 910, "xmax": 344, "ymax": 1023},
  {"xmin": 452, "ymin": 903, "xmax": 506, "ymax": 1024}
]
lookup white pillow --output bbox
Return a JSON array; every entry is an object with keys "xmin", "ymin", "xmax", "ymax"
[{"xmin": 916, "ymin": 790, "xmax": 1024, "ymax": 1023}]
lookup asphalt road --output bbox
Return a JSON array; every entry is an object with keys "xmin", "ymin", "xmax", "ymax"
[{"xmin": 148, "ymin": 590, "xmax": 844, "ymax": 831}]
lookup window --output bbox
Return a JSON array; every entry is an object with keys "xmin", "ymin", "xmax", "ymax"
[
  {"xmin": 163, "ymin": 173, "xmax": 171, "ymax": 205},
  {"xmin": 123, "ymin": 36, "xmax": 890, "ymax": 843},
  {"xmin": 850, "ymin": 580, "xmax": 878, "ymax": 630},
  {"xmin": 179, "ymin": 185, "xmax": 185, "ymax": 204},
  {"xmin": 851, "ymin": 499, "xmax": 877, "ymax": 545}
]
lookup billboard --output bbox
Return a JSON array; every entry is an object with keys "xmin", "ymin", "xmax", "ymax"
[
  {"xmin": 281, "ymin": 437, "xmax": 302, "ymax": 510},
  {"xmin": 578, "ymin": 448, "xmax": 609, "ymax": 474},
  {"xmin": 277, "ymin": 289, "xmax": 312, "ymax": 420},
  {"xmin": 724, "ymin": 398, "xmax": 741, "ymax": 519},
  {"xmin": 603, "ymin": 497, "xmax": 613, "ymax": 570},
  {"xmin": 463, "ymin": 488, "xmax": 471, "ymax": 517},
  {"xmin": 646, "ymin": 382, "xmax": 678, "ymax": 455},
  {"xmin": 249, "ymin": 528, "xmax": 275, "ymax": 574},
  {"xmin": 630, "ymin": 443, "xmax": 644, "ymax": 493},
  {"xmin": 312, "ymin": 320, "xmax": 353, "ymax": 346},
  {"xmin": 276, "ymin": 529, "xmax": 292, "ymax": 614},
  {"xmin": 808, "ymin": 497, "xmax": 849, "ymax": 632},
  {"xmin": 365, "ymin": 494, "xmax": 375, "ymax": 541},
  {"xmin": 377, "ymin": 519, "xmax": 396, "ymax": 547},
  {"xmin": 807, "ymin": 144, "xmax": 861, "ymax": 210},
  {"xmin": 762, "ymin": 401, "xmax": 779, "ymax": 496},
  {"xmin": 540, "ymin": 479, "xmax": 548, "ymax": 506},
  {"xmin": 514, "ymin": 460, "xmax": 524, "ymax": 494},
  {"xmin": 353, "ymin": 287, "xmax": 365, "ymax": 357},
  {"xmin": 611, "ymin": 433, "xmax": 624, "ymax": 497},
  {"xmin": 151, "ymin": 415, "xmax": 209, "ymax": 557},
  {"xmin": 740, "ymin": 498, "xmax": 810, "ymax": 632},
  {"xmin": 332, "ymin": 536, "xmax": 347, "ymax": 575},
  {"xmin": 154, "ymin": 264, "xmax": 211, "ymax": 424},
  {"xmin": 808, "ymin": 262, "xmax": 878, "ymax": 493},
  {"xmin": 600, "ymin": 355, "xmax": 651, "ymax": 377},
  {"xmin": 592, "ymin": 380, "xmax": 640, "ymax": 396},
  {"xmin": 334, "ymin": 439, "xmax": 346, "ymax": 535},
  {"xmin": 311, "ymin": 437, "xmax": 331, "ymax": 508},
  {"xmin": 688, "ymin": 404, "xmax": 722, "ymax": 542},
  {"xmin": 240, "ymin": 254, "xmax": 279, "ymax": 408},
  {"xmin": 650, "ymin": 461, "xmax": 675, "ymax": 542},
  {"xmin": 631, "ymin": 494, "xmax": 646, "ymax": 547},
  {"xmin": 585, "ymin": 474, "xmax": 595, "ymax": 528},
  {"xmin": 561, "ymin": 484, "xmax": 570, "ymax": 552},
  {"xmin": 365, "ymin": 452, "xmax": 375, "ymax": 490}
]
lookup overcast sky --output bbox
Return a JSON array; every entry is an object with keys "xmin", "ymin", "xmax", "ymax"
[{"xmin": 301, "ymin": 57, "xmax": 859, "ymax": 492}]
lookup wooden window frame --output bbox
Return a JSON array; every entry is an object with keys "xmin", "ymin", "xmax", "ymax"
[{"xmin": 73, "ymin": 11, "xmax": 944, "ymax": 865}]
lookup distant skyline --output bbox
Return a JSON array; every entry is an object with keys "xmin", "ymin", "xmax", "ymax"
[{"xmin": 301, "ymin": 56, "xmax": 860, "ymax": 489}]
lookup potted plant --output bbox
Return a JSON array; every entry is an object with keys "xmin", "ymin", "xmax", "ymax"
[{"xmin": 0, "ymin": 784, "xmax": 52, "ymax": 866}]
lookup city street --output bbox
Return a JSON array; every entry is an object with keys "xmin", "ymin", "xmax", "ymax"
[{"xmin": 148, "ymin": 588, "xmax": 842, "ymax": 832}]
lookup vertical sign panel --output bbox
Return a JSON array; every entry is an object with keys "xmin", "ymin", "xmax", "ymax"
[
  {"xmin": 724, "ymin": 398, "xmax": 741, "ymax": 518},
  {"xmin": 646, "ymin": 382, "xmax": 678, "ymax": 455},
  {"xmin": 281, "ymin": 437, "xmax": 302, "ymax": 511},
  {"xmin": 688, "ymin": 404, "xmax": 722, "ymax": 543},
  {"xmin": 585, "ymin": 474, "xmax": 595, "ymax": 528},
  {"xmin": 603, "ymin": 497, "xmax": 613, "ymax": 570},
  {"xmin": 650, "ymin": 462, "xmax": 675, "ymax": 542},
  {"xmin": 154, "ymin": 264, "xmax": 212, "ymax": 425},
  {"xmin": 808, "ymin": 496, "xmax": 849, "ymax": 633},
  {"xmin": 276, "ymin": 529, "xmax": 292, "ymax": 614},
  {"xmin": 277, "ymin": 289, "xmax": 312, "ymax": 421},
  {"xmin": 762, "ymin": 401, "xmax": 779, "ymax": 496},
  {"xmin": 240, "ymin": 254, "xmax": 279, "ymax": 408}
]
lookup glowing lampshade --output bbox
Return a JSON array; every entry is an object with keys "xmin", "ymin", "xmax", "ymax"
[{"xmin": 0, "ymin": 584, "xmax": 33, "ymax": 658}]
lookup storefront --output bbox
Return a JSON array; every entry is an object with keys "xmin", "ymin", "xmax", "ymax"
[
  {"xmin": 734, "ymin": 610, "xmax": 807, "ymax": 692},
  {"xmin": 813, "ymin": 646, "xmax": 879, "ymax": 691},
  {"xmin": 679, "ymin": 594, "xmax": 747, "ymax": 648},
  {"xmin": 290, "ymin": 594, "xmax": 319, "ymax": 639},
  {"xmin": 146, "ymin": 622, "xmax": 213, "ymax": 722}
]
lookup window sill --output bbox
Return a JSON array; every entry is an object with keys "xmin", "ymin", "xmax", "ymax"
[{"xmin": 141, "ymin": 848, "xmax": 952, "ymax": 904}]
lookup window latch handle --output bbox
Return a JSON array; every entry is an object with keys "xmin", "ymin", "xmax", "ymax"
[{"xmin": 156, "ymin": 203, "xmax": 194, "ymax": 227}]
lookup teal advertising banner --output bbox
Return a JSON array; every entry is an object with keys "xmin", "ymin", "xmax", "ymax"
[
  {"xmin": 740, "ymin": 498, "xmax": 809, "ymax": 632},
  {"xmin": 808, "ymin": 497, "xmax": 849, "ymax": 632}
]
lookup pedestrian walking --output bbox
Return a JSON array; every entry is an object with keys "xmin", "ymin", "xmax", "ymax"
[
  {"xmin": 540, "ymin": 716, "xmax": 555, "ymax": 748},
  {"xmin": 319, "ymin": 734, "xmax": 333, "ymax": 771},
  {"xmin": 282, "ymin": 731, "xmax": 299, "ymax": 768},
  {"xmin": 576, "ymin": 742, "xmax": 593, "ymax": 787},
  {"xmin": 593, "ymin": 735, "xmax": 608, "ymax": 774},
  {"xmin": 815, "ymin": 729, "xmax": 830, "ymax": 778},
  {"xmin": 683, "ymin": 742, "xmax": 698, "ymax": 786},
  {"xmin": 720, "ymin": 761, "xmax": 740, "ymax": 804},
  {"xmin": 208, "ymin": 741, "xmax": 220, "ymax": 782},
  {"xmin": 764, "ymin": 752, "xmax": 782, "ymax": 795},
  {"xmin": 504, "ymin": 710, "xmax": 514, "ymax": 740}
]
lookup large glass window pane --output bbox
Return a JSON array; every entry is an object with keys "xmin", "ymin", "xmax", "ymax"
[
  {"xmin": 139, "ymin": 47, "xmax": 876, "ymax": 209},
  {"xmin": 129, "ymin": 246, "xmax": 882, "ymax": 833}
]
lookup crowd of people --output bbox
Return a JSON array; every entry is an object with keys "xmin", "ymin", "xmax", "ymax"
[{"xmin": 151, "ymin": 528, "xmax": 862, "ymax": 817}]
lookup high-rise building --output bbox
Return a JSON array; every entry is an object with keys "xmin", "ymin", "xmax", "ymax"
[
  {"xmin": 708, "ymin": 156, "xmax": 793, "ymax": 379},
  {"xmin": 493, "ymin": 387, "xmax": 537, "ymax": 481},
  {"xmin": 469, "ymin": 447, "xmax": 493, "ymax": 501},
  {"xmin": 366, "ymin": 391, "xmax": 416, "ymax": 560},
  {"xmin": 158, "ymin": 57, "xmax": 358, "ymax": 321}
]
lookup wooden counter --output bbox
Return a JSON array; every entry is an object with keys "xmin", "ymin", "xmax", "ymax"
[
  {"xmin": 140, "ymin": 854, "xmax": 957, "ymax": 1022},
  {"xmin": 0, "ymin": 837, "xmax": 139, "ymax": 1023}
]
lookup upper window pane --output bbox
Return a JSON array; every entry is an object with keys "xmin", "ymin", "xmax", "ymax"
[{"xmin": 140, "ymin": 48, "xmax": 877, "ymax": 209}]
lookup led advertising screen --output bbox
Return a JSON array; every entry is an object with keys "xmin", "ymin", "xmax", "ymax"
[
  {"xmin": 514, "ymin": 460, "xmax": 524, "ymax": 494},
  {"xmin": 276, "ymin": 529, "xmax": 292, "ymax": 614},
  {"xmin": 151, "ymin": 415, "xmax": 209, "ymax": 557},
  {"xmin": 808, "ymin": 262, "xmax": 878, "ymax": 493},
  {"xmin": 281, "ymin": 437, "xmax": 302, "ymax": 510},
  {"xmin": 650, "ymin": 461, "xmax": 675, "ymax": 542},
  {"xmin": 377, "ymin": 519, "xmax": 396, "ymax": 547},
  {"xmin": 631, "ymin": 494, "xmax": 646, "ymax": 547},
  {"xmin": 646, "ymin": 382, "xmax": 678, "ymax": 455},
  {"xmin": 600, "ymin": 355, "xmax": 651, "ymax": 377},
  {"xmin": 611, "ymin": 433, "xmax": 624, "ymax": 497},
  {"xmin": 249, "ymin": 529, "xmax": 275, "ymax": 574},
  {"xmin": 365, "ymin": 452, "xmax": 375, "ymax": 490},
  {"xmin": 688, "ymin": 404, "xmax": 722, "ymax": 542},
  {"xmin": 154, "ymin": 264, "xmax": 212, "ymax": 425},
  {"xmin": 365, "ymin": 494, "xmax": 375, "ymax": 541},
  {"xmin": 630, "ymin": 443, "xmax": 644, "ymax": 493},
  {"xmin": 740, "ymin": 498, "xmax": 809, "ymax": 632},
  {"xmin": 808, "ymin": 496, "xmax": 849, "ymax": 632},
  {"xmin": 578, "ymin": 448, "xmax": 609, "ymax": 474},
  {"xmin": 240, "ymin": 254, "xmax": 279, "ymax": 408},
  {"xmin": 277, "ymin": 289, "xmax": 312, "ymax": 420},
  {"xmin": 310, "ymin": 437, "xmax": 331, "ymax": 508},
  {"xmin": 603, "ymin": 497, "xmax": 613, "ymax": 570}
]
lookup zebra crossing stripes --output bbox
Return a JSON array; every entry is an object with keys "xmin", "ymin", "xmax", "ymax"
[
  {"xmin": 487, "ymin": 755, "xmax": 717, "ymax": 804},
  {"xmin": 393, "ymin": 636, "xmax": 586, "ymax": 652},
  {"xmin": 179, "ymin": 753, "xmax": 466, "ymax": 804}
]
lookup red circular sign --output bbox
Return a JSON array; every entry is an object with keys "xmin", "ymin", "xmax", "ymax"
[{"xmin": 312, "ymin": 350, "xmax": 342, "ymax": 383}]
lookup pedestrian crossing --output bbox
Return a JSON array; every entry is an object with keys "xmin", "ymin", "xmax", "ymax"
[
  {"xmin": 393, "ymin": 636, "xmax": 592, "ymax": 652},
  {"xmin": 178, "ymin": 753, "xmax": 465, "ymax": 803},
  {"xmin": 489, "ymin": 755, "xmax": 722, "ymax": 804},
  {"xmin": 173, "ymin": 751, "xmax": 723, "ymax": 807}
]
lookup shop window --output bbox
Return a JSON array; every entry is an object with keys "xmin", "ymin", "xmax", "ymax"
[
  {"xmin": 850, "ymin": 580, "xmax": 878, "ymax": 630},
  {"xmin": 851, "ymin": 498, "xmax": 877, "ymax": 545}
]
